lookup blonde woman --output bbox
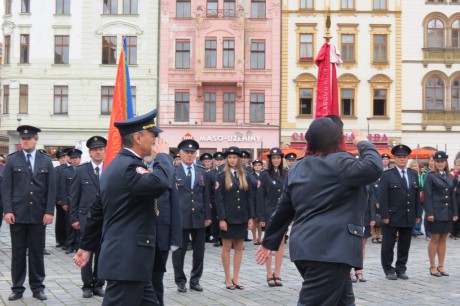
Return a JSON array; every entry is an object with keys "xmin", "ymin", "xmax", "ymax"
[{"xmin": 215, "ymin": 147, "xmax": 255, "ymax": 290}]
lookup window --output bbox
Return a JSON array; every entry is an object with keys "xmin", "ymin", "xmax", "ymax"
[
  {"xmin": 207, "ymin": 0, "xmax": 218, "ymax": 17},
  {"xmin": 175, "ymin": 41, "xmax": 190, "ymax": 69},
  {"xmin": 341, "ymin": 34, "xmax": 355, "ymax": 62},
  {"xmin": 427, "ymin": 18, "xmax": 444, "ymax": 48},
  {"xmin": 20, "ymin": 34, "xmax": 30, "ymax": 64},
  {"xmin": 56, "ymin": 0, "xmax": 71, "ymax": 14},
  {"xmin": 176, "ymin": 0, "xmax": 191, "ymax": 17},
  {"xmin": 373, "ymin": 35, "xmax": 387, "ymax": 63},
  {"xmin": 250, "ymin": 41, "xmax": 265, "ymax": 69},
  {"xmin": 205, "ymin": 39, "xmax": 217, "ymax": 68},
  {"xmin": 452, "ymin": 20, "xmax": 459, "ymax": 48},
  {"xmin": 223, "ymin": 0, "xmax": 235, "ymax": 17},
  {"xmin": 55, "ymin": 35, "xmax": 69, "ymax": 64},
  {"xmin": 223, "ymin": 92, "xmax": 235, "ymax": 122},
  {"xmin": 373, "ymin": 0, "xmax": 387, "ymax": 10},
  {"xmin": 4, "ymin": 35, "xmax": 10, "ymax": 64},
  {"xmin": 123, "ymin": 0, "xmax": 138, "ymax": 14},
  {"xmin": 204, "ymin": 92, "xmax": 216, "ymax": 122},
  {"xmin": 341, "ymin": 89, "xmax": 354, "ymax": 116},
  {"xmin": 299, "ymin": 34, "xmax": 313, "ymax": 61},
  {"xmin": 373, "ymin": 89, "xmax": 387, "ymax": 116},
  {"xmin": 19, "ymin": 84, "xmax": 28, "ymax": 114},
  {"xmin": 250, "ymin": 93, "xmax": 265, "ymax": 122},
  {"xmin": 5, "ymin": 0, "xmax": 11, "ymax": 14},
  {"xmin": 54, "ymin": 86, "xmax": 68, "ymax": 114},
  {"xmin": 21, "ymin": 0, "xmax": 30, "ymax": 13},
  {"xmin": 223, "ymin": 39, "xmax": 235, "ymax": 68},
  {"xmin": 299, "ymin": 89, "xmax": 313, "ymax": 115},
  {"xmin": 425, "ymin": 77, "xmax": 444, "ymax": 110},
  {"xmin": 101, "ymin": 86, "xmax": 114, "ymax": 115},
  {"xmin": 102, "ymin": 36, "xmax": 117, "ymax": 64},
  {"xmin": 251, "ymin": 0, "xmax": 265, "ymax": 18},
  {"xmin": 300, "ymin": 0, "xmax": 313, "ymax": 10},
  {"xmin": 175, "ymin": 92, "xmax": 189, "ymax": 122},
  {"xmin": 3, "ymin": 85, "xmax": 9, "ymax": 114},
  {"xmin": 341, "ymin": 0, "xmax": 354, "ymax": 9},
  {"xmin": 131, "ymin": 86, "xmax": 137, "ymax": 114},
  {"xmin": 103, "ymin": 0, "xmax": 117, "ymax": 14},
  {"xmin": 452, "ymin": 78, "xmax": 460, "ymax": 110},
  {"xmin": 125, "ymin": 36, "xmax": 137, "ymax": 65}
]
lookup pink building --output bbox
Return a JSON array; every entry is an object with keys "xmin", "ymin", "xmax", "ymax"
[{"xmin": 159, "ymin": 0, "xmax": 281, "ymax": 158}]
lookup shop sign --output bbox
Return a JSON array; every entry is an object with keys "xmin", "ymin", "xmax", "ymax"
[
  {"xmin": 199, "ymin": 135, "xmax": 262, "ymax": 142},
  {"xmin": 291, "ymin": 132, "xmax": 389, "ymax": 142}
]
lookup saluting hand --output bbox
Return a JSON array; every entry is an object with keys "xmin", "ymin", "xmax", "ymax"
[
  {"xmin": 4, "ymin": 213, "xmax": 15, "ymax": 225},
  {"xmin": 255, "ymin": 245, "xmax": 272, "ymax": 265},
  {"xmin": 352, "ymin": 129, "xmax": 368, "ymax": 145},
  {"xmin": 152, "ymin": 137, "xmax": 170, "ymax": 156},
  {"xmin": 73, "ymin": 249, "xmax": 91, "ymax": 268}
]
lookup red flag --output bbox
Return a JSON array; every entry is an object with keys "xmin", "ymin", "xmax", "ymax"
[{"xmin": 314, "ymin": 42, "xmax": 341, "ymax": 118}]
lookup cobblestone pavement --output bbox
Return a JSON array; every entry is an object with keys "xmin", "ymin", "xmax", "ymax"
[{"xmin": 1, "ymin": 223, "xmax": 460, "ymax": 305}]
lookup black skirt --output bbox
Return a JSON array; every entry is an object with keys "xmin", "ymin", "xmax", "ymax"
[
  {"xmin": 364, "ymin": 226, "xmax": 371, "ymax": 238},
  {"xmin": 220, "ymin": 223, "xmax": 248, "ymax": 240},
  {"xmin": 426, "ymin": 220, "xmax": 452, "ymax": 234}
]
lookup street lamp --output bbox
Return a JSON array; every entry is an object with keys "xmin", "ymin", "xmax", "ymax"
[
  {"xmin": 366, "ymin": 117, "xmax": 371, "ymax": 141},
  {"xmin": 17, "ymin": 115, "xmax": 22, "ymax": 126}
]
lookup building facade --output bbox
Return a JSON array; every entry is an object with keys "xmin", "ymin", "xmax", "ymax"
[
  {"xmin": 281, "ymin": 0, "xmax": 402, "ymax": 152},
  {"xmin": 401, "ymin": 0, "xmax": 460, "ymax": 160},
  {"xmin": 1, "ymin": 0, "xmax": 159, "ymax": 158},
  {"xmin": 158, "ymin": 0, "xmax": 281, "ymax": 157}
]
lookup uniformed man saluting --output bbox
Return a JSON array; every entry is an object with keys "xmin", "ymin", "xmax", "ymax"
[
  {"xmin": 2, "ymin": 125, "xmax": 56, "ymax": 301},
  {"xmin": 73, "ymin": 109, "xmax": 172, "ymax": 305},
  {"xmin": 379, "ymin": 144, "xmax": 422, "ymax": 280}
]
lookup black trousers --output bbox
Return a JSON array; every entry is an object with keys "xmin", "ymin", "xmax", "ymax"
[
  {"xmin": 172, "ymin": 228, "xmax": 205, "ymax": 286},
  {"xmin": 152, "ymin": 250, "xmax": 169, "ymax": 306},
  {"xmin": 381, "ymin": 225, "xmax": 413, "ymax": 275},
  {"xmin": 54, "ymin": 204, "xmax": 66, "ymax": 244},
  {"xmin": 81, "ymin": 251, "xmax": 104, "ymax": 290},
  {"xmin": 294, "ymin": 260, "xmax": 354, "ymax": 306},
  {"xmin": 64, "ymin": 210, "xmax": 77, "ymax": 249},
  {"xmin": 210, "ymin": 202, "xmax": 220, "ymax": 240},
  {"xmin": 103, "ymin": 280, "xmax": 159, "ymax": 306},
  {"xmin": 10, "ymin": 223, "xmax": 46, "ymax": 293}
]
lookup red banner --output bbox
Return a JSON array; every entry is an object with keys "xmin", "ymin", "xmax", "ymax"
[{"xmin": 315, "ymin": 43, "xmax": 339, "ymax": 118}]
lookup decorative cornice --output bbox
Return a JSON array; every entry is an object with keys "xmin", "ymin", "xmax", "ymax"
[
  {"xmin": 95, "ymin": 21, "xmax": 143, "ymax": 35},
  {"xmin": 1, "ymin": 20, "xmax": 15, "ymax": 35}
]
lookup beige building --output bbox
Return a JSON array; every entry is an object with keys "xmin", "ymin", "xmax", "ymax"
[
  {"xmin": 1, "ymin": 0, "xmax": 159, "ymax": 157},
  {"xmin": 281, "ymin": 0, "xmax": 403, "ymax": 152}
]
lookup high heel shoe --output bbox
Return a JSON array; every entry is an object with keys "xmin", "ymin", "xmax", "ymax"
[
  {"xmin": 429, "ymin": 267, "xmax": 442, "ymax": 277},
  {"xmin": 267, "ymin": 276, "xmax": 276, "ymax": 287},
  {"xmin": 232, "ymin": 279, "xmax": 245, "ymax": 290},
  {"xmin": 355, "ymin": 271, "xmax": 366, "ymax": 282},
  {"xmin": 224, "ymin": 281, "xmax": 236, "ymax": 290},
  {"xmin": 437, "ymin": 266, "xmax": 449, "ymax": 276},
  {"xmin": 273, "ymin": 273, "xmax": 283, "ymax": 287}
]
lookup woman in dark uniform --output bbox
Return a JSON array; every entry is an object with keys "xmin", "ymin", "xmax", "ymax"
[
  {"xmin": 250, "ymin": 159, "xmax": 264, "ymax": 245},
  {"xmin": 215, "ymin": 146, "xmax": 255, "ymax": 290},
  {"xmin": 257, "ymin": 148, "xmax": 287, "ymax": 287},
  {"xmin": 424, "ymin": 151, "xmax": 459, "ymax": 277}
]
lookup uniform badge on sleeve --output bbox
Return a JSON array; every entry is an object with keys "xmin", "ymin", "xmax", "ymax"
[
  {"xmin": 215, "ymin": 181, "xmax": 220, "ymax": 189},
  {"xmin": 136, "ymin": 167, "xmax": 150, "ymax": 174}
]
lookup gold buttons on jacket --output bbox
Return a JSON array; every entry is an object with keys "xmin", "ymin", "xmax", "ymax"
[
  {"xmin": 407, "ymin": 202, "xmax": 410, "ymax": 204},
  {"xmin": 192, "ymin": 208, "xmax": 195, "ymax": 211},
  {"xmin": 29, "ymin": 201, "xmax": 33, "ymax": 205},
  {"xmin": 278, "ymin": 189, "xmax": 281, "ymax": 192},
  {"xmin": 237, "ymin": 206, "xmax": 240, "ymax": 209},
  {"xmin": 191, "ymin": 200, "xmax": 194, "ymax": 203},
  {"xmin": 146, "ymin": 240, "xmax": 150, "ymax": 244},
  {"xmin": 237, "ymin": 190, "xmax": 240, "ymax": 193},
  {"xmin": 446, "ymin": 203, "xmax": 449, "ymax": 206},
  {"xmin": 445, "ymin": 196, "xmax": 449, "ymax": 198},
  {"xmin": 407, "ymin": 209, "xmax": 410, "ymax": 212},
  {"xmin": 30, "ymin": 192, "xmax": 33, "ymax": 195},
  {"xmin": 237, "ymin": 198, "xmax": 240, "ymax": 202}
]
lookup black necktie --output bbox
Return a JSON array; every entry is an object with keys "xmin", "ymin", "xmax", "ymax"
[
  {"xmin": 441, "ymin": 172, "xmax": 446, "ymax": 179},
  {"xmin": 234, "ymin": 171, "xmax": 238, "ymax": 180},
  {"xmin": 26, "ymin": 153, "xmax": 33, "ymax": 175},
  {"xmin": 95, "ymin": 166, "xmax": 100, "ymax": 178},
  {"xmin": 401, "ymin": 170, "xmax": 408, "ymax": 190},
  {"xmin": 186, "ymin": 166, "xmax": 192, "ymax": 188}
]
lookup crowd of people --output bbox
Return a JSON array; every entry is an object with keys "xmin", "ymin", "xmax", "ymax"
[{"xmin": 0, "ymin": 111, "xmax": 459, "ymax": 305}]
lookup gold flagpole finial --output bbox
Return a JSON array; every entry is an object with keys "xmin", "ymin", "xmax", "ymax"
[{"xmin": 324, "ymin": 9, "xmax": 332, "ymax": 42}]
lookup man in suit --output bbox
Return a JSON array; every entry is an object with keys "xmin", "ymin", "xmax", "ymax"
[
  {"xmin": 241, "ymin": 150, "xmax": 252, "ymax": 173},
  {"xmin": 379, "ymin": 144, "xmax": 422, "ymax": 280},
  {"xmin": 61, "ymin": 148, "xmax": 82, "ymax": 254},
  {"xmin": 70, "ymin": 136, "xmax": 107, "ymax": 298},
  {"xmin": 284, "ymin": 153, "xmax": 297, "ymax": 170},
  {"xmin": 172, "ymin": 139, "xmax": 212, "ymax": 293},
  {"xmin": 54, "ymin": 149, "xmax": 69, "ymax": 248},
  {"xmin": 2, "ymin": 125, "xmax": 56, "ymax": 301},
  {"xmin": 74, "ymin": 109, "xmax": 172, "ymax": 305}
]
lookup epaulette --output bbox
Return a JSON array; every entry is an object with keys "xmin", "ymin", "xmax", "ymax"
[
  {"xmin": 77, "ymin": 162, "xmax": 90, "ymax": 167},
  {"xmin": 8, "ymin": 151, "xmax": 17, "ymax": 156},
  {"xmin": 296, "ymin": 156, "xmax": 305, "ymax": 161},
  {"xmin": 37, "ymin": 149, "xmax": 51, "ymax": 157},
  {"xmin": 195, "ymin": 164, "xmax": 206, "ymax": 170}
]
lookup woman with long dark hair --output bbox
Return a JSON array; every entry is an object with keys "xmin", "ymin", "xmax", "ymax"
[
  {"xmin": 256, "ymin": 117, "xmax": 382, "ymax": 305},
  {"xmin": 215, "ymin": 147, "xmax": 254, "ymax": 290},
  {"xmin": 257, "ymin": 148, "xmax": 287, "ymax": 287},
  {"xmin": 424, "ymin": 151, "xmax": 458, "ymax": 277}
]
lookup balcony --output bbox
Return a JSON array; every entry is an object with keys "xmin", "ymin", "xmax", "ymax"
[
  {"xmin": 195, "ymin": 68, "xmax": 242, "ymax": 85},
  {"xmin": 421, "ymin": 110, "xmax": 460, "ymax": 130},
  {"xmin": 206, "ymin": 9, "xmax": 239, "ymax": 18},
  {"xmin": 422, "ymin": 47, "xmax": 460, "ymax": 67}
]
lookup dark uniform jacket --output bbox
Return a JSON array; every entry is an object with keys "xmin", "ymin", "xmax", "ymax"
[
  {"xmin": 173, "ymin": 164, "xmax": 211, "ymax": 229},
  {"xmin": 79, "ymin": 149, "xmax": 172, "ymax": 282},
  {"xmin": 256, "ymin": 170, "xmax": 285, "ymax": 222},
  {"xmin": 364, "ymin": 183, "xmax": 377, "ymax": 226},
  {"xmin": 214, "ymin": 171, "xmax": 255, "ymax": 224},
  {"xmin": 55, "ymin": 163, "xmax": 68, "ymax": 205},
  {"xmin": 1, "ymin": 150, "xmax": 56, "ymax": 223},
  {"xmin": 378, "ymin": 167, "xmax": 422, "ymax": 227},
  {"xmin": 69, "ymin": 162, "xmax": 100, "ymax": 231},
  {"xmin": 262, "ymin": 142, "xmax": 382, "ymax": 269},
  {"xmin": 60, "ymin": 165, "xmax": 77, "ymax": 207},
  {"xmin": 423, "ymin": 172, "xmax": 458, "ymax": 221}
]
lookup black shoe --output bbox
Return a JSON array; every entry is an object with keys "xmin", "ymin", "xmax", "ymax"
[
  {"xmin": 32, "ymin": 291, "xmax": 47, "ymax": 300},
  {"xmin": 177, "ymin": 284, "xmax": 187, "ymax": 293},
  {"xmin": 430, "ymin": 267, "xmax": 442, "ymax": 277},
  {"xmin": 397, "ymin": 272, "xmax": 409, "ymax": 280},
  {"xmin": 437, "ymin": 266, "xmax": 449, "ymax": 276},
  {"xmin": 43, "ymin": 248, "xmax": 51, "ymax": 255},
  {"xmin": 82, "ymin": 289, "xmax": 93, "ymax": 298},
  {"xmin": 93, "ymin": 287, "xmax": 105, "ymax": 297},
  {"xmin": 61, "ymin": 245, "xmax": 68, "ymax": 251},
  {"xmin": 190, "ymin": 283, "xmax": 203, "ymax": 292},
  {"xmin": 213, "ymin": 241, "xmax": 221, "ymax": 247},
  {"xmin": 55, "ymin": 242, "xmax": 63, "ymax": 248},
  {"xmin": 244, "ymin": 238, "xmax": 252, "ymax": 242},
  {"xmin": 8, "ymin": 292, "xmax": 23, "ymax": 301},
  {"xmin": 385, "ymin": 273, "xmax": 397, "ymax": 280},
  {"xmin": 65, "ymin": 249, "xmax": 75, "ymax": 254}
]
